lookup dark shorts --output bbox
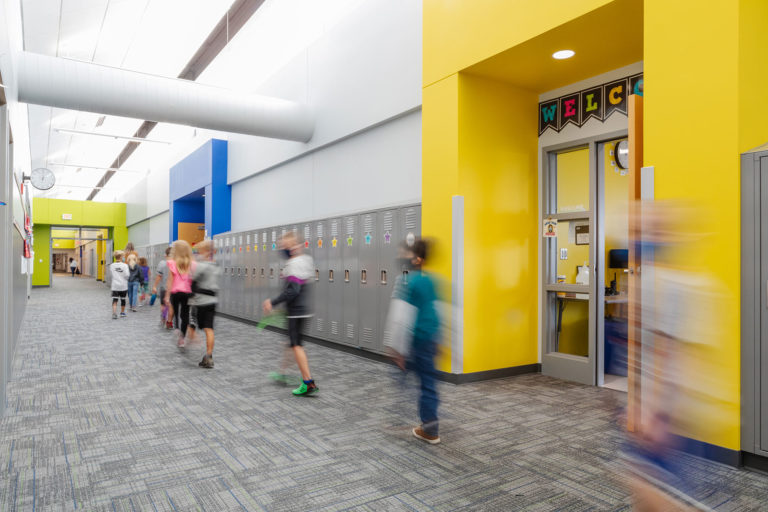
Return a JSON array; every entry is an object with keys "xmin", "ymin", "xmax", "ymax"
[
  {"xmin": 111, "ymin": 290, "xmax": 127, "ymax": 298},
  {"xmin": 288, "ymin": 317, "xmax": 307, "ymax": 347},
  {"xmin": 191, "ymin": 304, "xmax": 216, "ymax": 330}
]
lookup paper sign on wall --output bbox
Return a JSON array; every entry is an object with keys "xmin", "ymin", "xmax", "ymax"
[{"xmin": 543, "ymin": 219, "xmax": 557, "ymax": 238}]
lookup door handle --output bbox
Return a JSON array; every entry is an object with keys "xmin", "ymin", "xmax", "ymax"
[{"xmin": 361, "ymin": 269, "xmax": 367, "ymax": 284}]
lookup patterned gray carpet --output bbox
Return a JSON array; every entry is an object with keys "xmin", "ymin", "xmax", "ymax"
[{"xmin": 0, "ymin": 276, "xmax": 766, "ymax": 511}]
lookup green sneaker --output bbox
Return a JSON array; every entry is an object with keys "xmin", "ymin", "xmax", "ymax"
[{"xmin": 292, "ymin": 382, "xmax": 318, "ymax": 396}]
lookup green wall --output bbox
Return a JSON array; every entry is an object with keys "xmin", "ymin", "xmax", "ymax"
[{"xmin": 32, "ymin": 199, "xmax": 127, "ymax": 286}]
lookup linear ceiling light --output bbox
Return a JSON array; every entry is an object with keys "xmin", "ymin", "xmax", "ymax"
[
  {"xmin": 54, "ymin": 128, "xmax": 172, "ymax": 144},
  {"xmin": 48, "ymin": 162, "xmax": 146, "ymax": 173}
]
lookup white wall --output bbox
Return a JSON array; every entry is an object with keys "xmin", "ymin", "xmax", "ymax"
[
  {"xmin": 231, "ymin": 110, "xmax": 421, "ymax": 230},
  {"xmin": 120, "ymin": 0, "xmax": 422, "ymax": 238}
]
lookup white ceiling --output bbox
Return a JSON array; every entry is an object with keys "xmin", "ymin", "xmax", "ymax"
[
  {"xmin": 22, "ymin": 0, "xmax": 367, "ymax": 202},
  {"xmin": 22, "ymin": 0, "xmax": 235, "ymax": 201}
]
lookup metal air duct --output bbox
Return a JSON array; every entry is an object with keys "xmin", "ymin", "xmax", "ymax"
[{"xmin": 15, "ymin": 51, "xmax": 314, "ymax": 142}]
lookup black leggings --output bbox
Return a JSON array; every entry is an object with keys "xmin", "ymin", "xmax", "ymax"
[{"xmin": 170, "ymin": 292, "xmax": 192, "ymax": 335}]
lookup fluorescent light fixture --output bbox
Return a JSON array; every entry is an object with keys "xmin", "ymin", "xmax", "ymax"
[
  {"xmin": 55, "ymin": 128, "xmax": 172, "ymax": 144},
  {"xmin": 552, "ymin": 50, "xmax": 575, "ymax": 60},
  {"xmin": 48, "ymin": 163, "xmax": 146, "ymax": 174}
]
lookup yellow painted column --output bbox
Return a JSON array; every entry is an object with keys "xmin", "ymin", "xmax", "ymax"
[
  {"xmin": 457, "ymin": 74, "xmax": 539, "ymax": 372},
  {"xmin": 422, "ymin": 74, "xmax": 460, "ymax": 372},
  {"xmin": 644, "ymin": 0, "xmax": 768, "ymax": 450}
]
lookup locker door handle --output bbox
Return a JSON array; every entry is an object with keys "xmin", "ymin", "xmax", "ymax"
[
  {"xmin": 269, "ymin": 268, "xmax": 274, "ymax": 278},
  {"xmin": 329, "ymin": 270, "xmax": 334, "ymax": 282},
  {"xmin": 252, "ymin": 268, "xmax": 256, "ymax": 278},
  {"xmin": 344, "ymin": 270, "xmax": 350, "ymax": 283},
  {"xmin": 315, "ymin": 269, "xmax": 320, "ymax": 282},
  {"xmin": 260, "ymin": 268, "xmax": 265, "ymax": 278},
  {"xmin": 380, "ymin": 270, "xmax": 387, "ymax": 285},
  {"xmin": 361, "ymin": 269, "xmax": 367, "ymax": 284}
]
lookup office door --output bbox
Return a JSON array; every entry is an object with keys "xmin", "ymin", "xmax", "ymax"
[{"xmin": 542, "ymin": 145, "xmax": 597, "ymax": 385}]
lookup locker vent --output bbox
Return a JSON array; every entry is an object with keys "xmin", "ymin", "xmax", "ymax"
[
  {"xmin": 331, "ymin": 321, "xmax": 339, "ymax": 336},
  {"xmin": 364, "ymin": 215, "xmax": 374, "ymax": 232},
  {"xmin": 317, "ymin": 318, "xmax": 324, "ymax": 332},
  {"xmin": 272, "ymin": 230, "xmax": 277, "ymax": 242},
  {"xmin": 331, "ymin": 221, "xmax": 339, "ymax": 237},
  {"xmin": 362, "ymin": 327, "xmax": 373, "ymax": 344},
  {"xmin": 346, "ymin": 217, "xmax": 355, "ymax": 235},
  {"xmin": 316, "ymin": 224, "xmax": 324, "ymax": 238},
  {"xmin": 383, "ymin": 213, "xmax": 393, "ymax": 231},
  {"xmin": 304, "ymin": 225, "xmax": 310, "ymax": 240},
  {"xmin": 263, "ymin": 232, "xmax": 267, "ymax": 243},
  {"xmin": 247, "ymin": 234, "xmax": 250, "ymax": 244},
  {"xmin": 346, "ymin": 323, "xmax": 355, "ymax": 339},
  {"xmin": 406, "ymin": 209, "xmax": 417, "ymax": 229},
  {"xmin": 382, "ymin": 328, "xmax": 392, "ymax": 345}
]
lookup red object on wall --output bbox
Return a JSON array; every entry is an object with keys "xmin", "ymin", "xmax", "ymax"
[{"xmin": 23, "ymin": 240, "xmax": 31, "ymax": 258}]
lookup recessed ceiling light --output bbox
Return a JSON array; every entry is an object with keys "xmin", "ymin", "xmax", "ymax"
[{"xmin": 552, "ymin": 50, "xmax": 575, "ymax": 60}]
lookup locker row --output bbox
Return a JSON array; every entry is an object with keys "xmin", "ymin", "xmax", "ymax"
[{"xmin": 212, "ymin": 204, "xmax": 421, "ymax": 354}]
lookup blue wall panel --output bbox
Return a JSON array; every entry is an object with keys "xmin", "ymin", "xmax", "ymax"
[{"xmin": 168, "ymin": 139, "xmax": 230, "ymax": 242}]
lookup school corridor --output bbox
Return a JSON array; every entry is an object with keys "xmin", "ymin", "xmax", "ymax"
[{"xmin": 0, "ymin": 276, "xmax": 763, "ymax": 511}]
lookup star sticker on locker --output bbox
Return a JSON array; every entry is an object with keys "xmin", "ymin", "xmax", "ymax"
[
  {"xmin": 347, "ymin": 236, "xmax": 353, "ymax": 247},
  {"xmin": 246, "ymin": 246, "xmax": 250, "ymax": 252},
  {"xmin": 364, "ymin": 233, "xmax": 372, "ymax": 245},
  {"xmin": 263, "ymin": 244, "xmax": 267, "ymax": 251},
  {"xmin": 318, "ymin": 239, "xmax": 323, "ymax": 248},
  {"xmin": 272, "ymin": 243, "xmax": 277, "ymax": 250},
  {"xmin": 331, "ymin": 238, "xmax": 337, "ymax": 248},
  {"xmin": 384, "ymin": 231, "xmax": 391, "ymax": 244},
  {"xmin": 304, "ymin": 240, "xmax": 309, "ymax": 248},
  {"xmin": 254, "ymin": 245, "xmax": 258, "ymax": 252}
]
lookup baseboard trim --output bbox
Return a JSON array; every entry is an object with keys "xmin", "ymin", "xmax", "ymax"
[
  {"xmin": 218, "ymin": 312, "xmax": 541, "ymax": 384},
  {"xmin": 671, "ymin": 434, "xmax": 741, "ymax": 467},
  {"xmin": 32, "ymin": 285, "xmax": 50, "ymax": 288},
  {"xmin": 438, "ymin": 364, "xmax": 542, "ymax": 384},
  {"xmin": 742, "ymin": 451, "xmax": 768, "ymax": 474}
]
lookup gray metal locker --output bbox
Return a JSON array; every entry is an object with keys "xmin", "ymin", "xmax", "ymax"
[
  {"xmin": 341, "ymin": 215, "xmax": 359, "ymax": 346},
  {"xmin": 247, "ymin": 231, "xmax": 258, "ymax": 320},
  {"xmin": 378, "ymin": 208, "xmax": 402, "ymax": 354},
  {"xmin": 401, "ymin": 205, "xmax": 422, "ymax": 248},
  {"xmin": 313, "ymin": 219, "xmax": 328, "ymax": 339},
  {"xmin": 232, "ymin": 233, "xmax": 240, "ymax": 317},
  {"xmin": 326, "ymin": 217, "xmax": 343, "ymax": 342},
  {"xmin": 243, "ymin": 231, "xmax": 253, "ymax": 321},
  {"xmin": 223, "ymin": 235, "xmax": 233, "ymax": 315},
  {"xmin": 358, "ymin": 211, "xmax": 379, "ymax": 350},
  {"xmin": 268, "ymin": 227, "xmax": 280, "ymax": 313},
  {"xmin": 236, "ymin": 232, "xmax": 246, "ymax": 318},
  {"xmin": 300, "ymin": 222, "xmax": 315, "ymax": 336},
  {"xmin": 256, "ymin": 229, "xmax": 267, "ymax": 320}
]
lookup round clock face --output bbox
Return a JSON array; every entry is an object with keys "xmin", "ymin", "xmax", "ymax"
[
  {"xmin": 30, "ymin": 167, "xmax": 55, "ymax": 190},
  {"xmin": 616, "ymin": 140, "xmax": 629, "ymax": 169}
]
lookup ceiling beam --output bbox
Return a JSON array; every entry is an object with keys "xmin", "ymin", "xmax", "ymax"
[{"xmin": 86, "ymin": 0, "xmax": 268, "ymax": 201}]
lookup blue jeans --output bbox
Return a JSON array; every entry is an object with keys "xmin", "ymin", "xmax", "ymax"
[
  {"xmin": 409, "ymin": 341, "xmax": 439, "ymax": 436},
  {"xmin": 128, "ymin": 281, "xmax": 139, "ymax": 308}
]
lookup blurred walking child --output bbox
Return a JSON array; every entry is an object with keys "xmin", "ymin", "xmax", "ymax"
[
  {"xmin": 404, "ymin": 239, "xmax": 443, "ymax": 445},
  {"xmin": 153, "ymin": 247, "xmax": 173, "ymax": 328},
  {"xmin": 138, "ymin": 257, "xmax": 150, "ymax": 305},
  {"xmin": 262, "ymin": 232, "xmax": 318, "ymax": 396},
  {"xmin": 187, "ymin": 240, "xmax": 220, "ymax": 368},
  {"xmin": 165, "ymin": 240, "xmax": 195, "ymax": 347},
  {"xmin": 126, "ymin": 253, "xmax": 145, "ymax": 312},
  {"xmin": 110, "ymin": 251, "xmax": 129, "ymax": 319}
]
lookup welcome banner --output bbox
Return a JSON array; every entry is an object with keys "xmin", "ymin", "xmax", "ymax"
[{"xmin": 539, "ymin": 73, "xmax": 643, "ymax": 136}]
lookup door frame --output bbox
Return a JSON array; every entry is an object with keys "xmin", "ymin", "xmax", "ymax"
[{"xmin": 541, "ymin": 129, "xmax": 628, "ymax": 386}]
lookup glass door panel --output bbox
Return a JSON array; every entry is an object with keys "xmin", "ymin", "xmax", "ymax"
[
  {"xmin": 542, "ymin": 143, "xmax": 596, "ymax": 385},
  {"xmin": 598, "ymin": 139, "xmax": 630, "ymax": 391}
]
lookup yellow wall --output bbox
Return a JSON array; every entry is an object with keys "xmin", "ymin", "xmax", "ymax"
[
  {"xmin": 458, "ymin": 74, "xmax": 539, "ymax": 372},
  {"xmin": 32, "ymin": 225, "xmax": 50, "ymax": 286},
  {"xmin": 32, "ymin": 198, "xmax": 127, "ymax": 286},
  {"xmin": 423, "ymin": 0, "xmax": 614, "ymax": 86},
  {"xmin": 643, "ymin": 0, "xmax": 768, "ymax": 451},
  {"xmin": 422, "ymin": 75, "xmax": 459, "ymax": 372}
]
